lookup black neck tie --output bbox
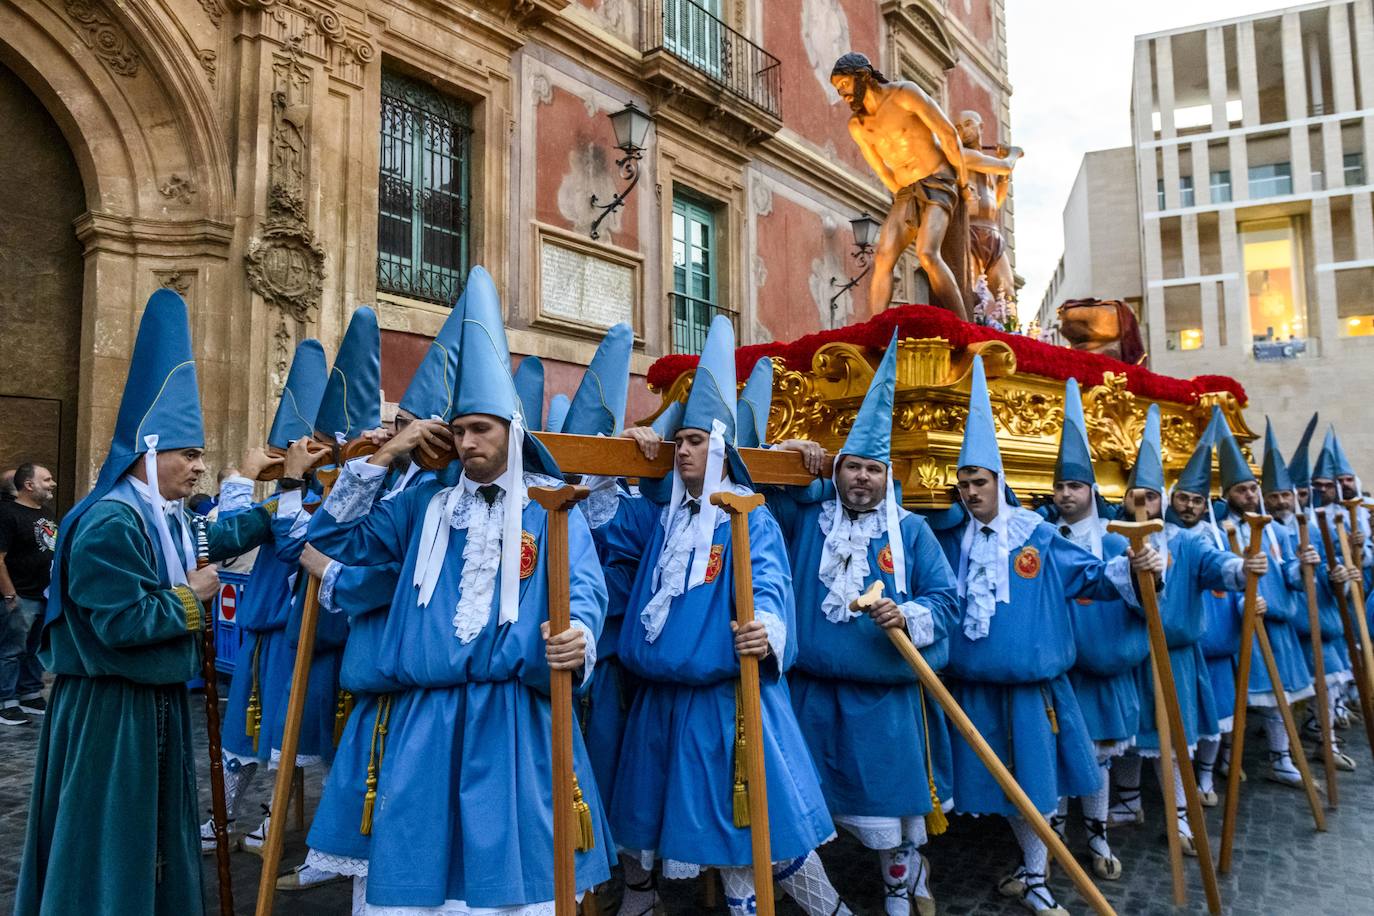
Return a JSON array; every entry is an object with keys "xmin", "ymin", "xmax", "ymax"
[
  {"xmin": 477, "ymin": 484, "xmax": 502, "ymax": 506},
  {"xmin": 1060, "ymin": 525, "xmax": 1072, "ymax": 538},
  {"xmin": 981, "ymin": 525, "xmax": 994, "ymax": 537},
  {"xmin": 686, "ymin": 498, "xmax": 701, "ymax": 516}
]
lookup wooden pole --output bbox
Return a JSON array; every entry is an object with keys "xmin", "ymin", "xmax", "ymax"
[
  {"xmin": 191, "ymin": 516, "xmax": 235, "ymax": 916},
  {"xmin": 1294, "ymin": 513, "xmax": 1338, "ymax": 807},
  {"xmin": 1219, "ymin": 515, "xmax": 1326, "ymax": 876},
  {"xmin": 255, "ymin": 467, "xmax": 338, "ymax": 916},
  {"xmin": 710, "ymin": 491, "xmax": 774, "ymax": 916},
  {"xmin": 1107, "ymin": 507, "xmax": 1221, "ymax": 914},
  {"xmin": 1316, "ymin": 509, "xmax": 1374, "ymax": 753},
  {"xmin": 1218, "ymin": 517, "xmax": 1264, "ymax": 874},
  {"xmin": 529, "ymin": 485, "xmax": 592, "ymax": 916},
  {"xmin": 850, "ymin": 582, "xmax": 1117, "ymax": 916},
  {"xmin": 1336, "ymin": 506, "xmax": 1374, "ymax": 707}
]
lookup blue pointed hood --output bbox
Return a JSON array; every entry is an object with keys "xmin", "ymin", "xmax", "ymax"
[
  {"xmin": 399, "ymin": 292, "xmax": 466, "ymax": 422},
  {"xmin": 47, "ymin": 289, "xmax": 204, "ymax": 625},
  {"xmin": 841, "ymin": 332, "xmax": 898, "ymax": 464},
  {"xmin": 1331, "ymin": 428, "xmax": 1356, "ymax": 478},
  {"xmin": 651, "ymin": 401, "xmax": 683, "ymax": 439},
  {"xmin": 1312, "ymin": 426, "xmax": 1340, "ymax": 482},
  {"xmin": 957, "ymin": 355, "xmax": 1002, "ymax": 476},
  {"xmin": 1216, "ymin": 416, "xmax": 1256, "ymax": 493},
  {"xmin": 1174, "ymin": 406, "xmax": 1223, "ymax": 496},
  {"xmin": 682, "ymin": 315, "xmax": 738, "ymax": 440},
  {"xmin": 268, "ymin": 340, "xmax": 328, "ymax": 449},
  {"xmin": 1055, "ymin": 378, "xmax": 1094, "ymax": 485},
  {"xmin": 1287, "ymin": 413, "xmax": 1319, "ymax": 489},
  {"xmin": 563, "ymin": 323, "xmax": 633, "ymax": 437},
  {"xmin": 546, "ymin": 394, "xmax": 571, "ymax": 434},
  {"xmin": 454, "ymin": 266, "xmax": 560, "ymax": 477},
  {"xmin": 1261, "ymin": 418, "xmax": 1294, "ymax": 494},
  {"xmin": 736, "ymin": 358, "xmax": 775, "ymax": 449},
  {"xmin": 513, "ymin": 357, "xmax": 545, "ymax": 432},
  {"xmin": 1125, "ymin": 404, "xmax": 1164, "ymax": 494},
  {"xmin": 315, "ymin": 307, "xmax": 381, "ymax": 442}
]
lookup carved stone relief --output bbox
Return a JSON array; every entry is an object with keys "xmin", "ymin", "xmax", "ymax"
[
  {"xmin": 63, "ymin": 0, "xmax": 140, "ymax": 78},
  {"xmin": 158, "ymin": 175, "xmax": 197, "ymax": 203}
]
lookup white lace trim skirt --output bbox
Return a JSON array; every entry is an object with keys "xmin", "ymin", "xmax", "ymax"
[
  {"xmin": 1248, "ymin": 684, "xmax": 1316, "ymax": 707},
  {"xmin": 625, "ymin": 833, "xmax": 839, "ymax": 879},
  {"xmin": 350, "ymin": 877, "xmax": 560, "ymax": 916}
]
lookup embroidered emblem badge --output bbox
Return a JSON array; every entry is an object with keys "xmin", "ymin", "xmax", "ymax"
[
  {"xmin": 878, "ymin": 544, "xmax": 895, "ymax": 574},
  {"xmin": 520, "ymin": 531, "xmax": 538, "ymax": 579},
  {"xmin": 1014, "ymin": 545, "xmax": 1041, "ymax": 579},
  {"xmin": 1075, "ymin": 597, "xmax": 1093, "ymax": 606},
  {"xmin": 704, "ymin": 544, "xmax": 725, "ymax": 583},
  {"xmin": 1210, "ymin": 589, "xmax": 1228, "ymax": 598}
]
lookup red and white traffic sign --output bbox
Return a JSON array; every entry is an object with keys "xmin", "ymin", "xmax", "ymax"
[{"xmin": 218, "ymin": 583, "xmax": 237, "ymax": 622}]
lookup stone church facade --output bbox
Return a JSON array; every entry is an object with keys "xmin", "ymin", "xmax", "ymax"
[{"xmin": 0, "ymin": 0, "xmax": 1011, "ymax": 507}]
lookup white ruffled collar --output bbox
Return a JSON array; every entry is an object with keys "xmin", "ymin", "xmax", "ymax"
[{"xmin": 817, "ymin": 500, "xmax": 889, "ymax": 623}]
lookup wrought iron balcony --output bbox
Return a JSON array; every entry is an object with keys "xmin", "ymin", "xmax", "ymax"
[
  {"xmin": 671, "ymin": 292, "xmax": 738, "ymax": 354},
  {"xmin": 641, "ymin": 0, "xmax": 782, "ymax": 122}
]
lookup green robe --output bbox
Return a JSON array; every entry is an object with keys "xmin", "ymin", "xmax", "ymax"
[{"xmin": 16, "ymin": 498, "xmax": 271, "ymax": 916}]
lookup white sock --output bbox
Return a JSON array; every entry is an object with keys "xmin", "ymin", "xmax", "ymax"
[
  {"xmin": 1051, "ymin": 797, "xmax": 1068, "ymax": 839},
  {"xmin": 1007, "ymin": 816, "xmax": 1057, "ymax": 909},
  {"xmin": 1261, "ymin": 709, "xmax": 1290, "ymax": 754},
  {"xmin": 1150, "ymin": 758, "xmax": 1192, "ymax": 839},
  {"xmin": 721, "ymin": 866, "xmax": 756, "ymax": 916},
  {"xmin": 1083, "ymin": 763, "xmax": 1111, "ymax": 858},
  {"xmin": 775, "ymin": 852, "xmax": 850, "ymax": 916},
  {"xmin": 1195, "ymin": 737, "xmax": 1219, "ymax": 792},
  {"xmin": 617, "ymin": 856, "xmax": 658, "ymax": 916},
  {"xmin": 1111, "ymin": 754, "xmax": 1142, "ymax": 812},
  {"xmin": 879, "ymin": 842, "xmax": 916, "ymax": 916}
]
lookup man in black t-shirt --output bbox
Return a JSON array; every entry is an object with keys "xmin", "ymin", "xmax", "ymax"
[{"xmin": 0, "ymin": 464, "xmax": 57, "ymax": 726}]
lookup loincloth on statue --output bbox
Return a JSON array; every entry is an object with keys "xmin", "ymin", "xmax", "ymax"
[
  {"xmin": 969, "ymin": 223, "xmax": 1005, "ymax": 268},
  {"xmin": 894, "ymin": 171, "xmax": 958, "ymax": 231}
]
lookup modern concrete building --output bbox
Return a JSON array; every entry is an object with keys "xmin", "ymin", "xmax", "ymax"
[
  {"xmin": 0, "ymin": 0, "xmax": 1015, "ymax": 508},
  {"xmin": 1035, "ymin": 146, "xmax": 1143, "ymax": 343},
  {"xmin": 1132, "ymin": 0, "xmax": 1374, "ymax": 457}
]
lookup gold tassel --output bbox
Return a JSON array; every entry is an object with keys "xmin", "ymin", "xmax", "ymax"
[
  {"xmin": 918, "ymin": 687, "xmax": 948, "ymax": 836},
  {"xmin": 247, "ymin": 641, "xmax": 263, "ymax": 752},
  {"xmin": 572, "ymin": 774, "xmax": 596, "ymax": 852},
  {"xmin": 360, "ymin": 696, "xmax": 392, "ymax": 836},
  {"xmin": 334, "ymin": 689, "xmax": 352, "ymax": 746},
  {"xmin": 732, "ymin": 682, "xmax": 750, "ymax": 828}
]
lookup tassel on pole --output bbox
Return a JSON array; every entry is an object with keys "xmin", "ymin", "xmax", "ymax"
[
  {"xmin": 359, "ymin": 696, "xmax": 391, "ymax": 836},
  {"xmin": 918, "ymin": 687, "xmax": 947, "ymax": 836},
  {"xmin": 572, "ymin": 774, "xmax": 595, "ymax": 852},
  {"xmin": 732, "ymin": 682, "xmax": 750, "ymax": 828}
]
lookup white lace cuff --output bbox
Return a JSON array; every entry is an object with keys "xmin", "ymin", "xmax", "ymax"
[
  {"xmin": 275, "ymin": 489, "xmax": 302, "ymax": 519},
  {"xmin": 318, "ymin": 561, "xmax": 342, "ymax": 613},
  {"xmin": 217, "ymin": 476, "xmax": 255, "ymax": 514},
  {"xmin": 1104, "ymin": 554, "xmax": 1142, "ymax": 609},
  {"xmin": 578, "ymin": 475, "xmax": 621, "ymax": 530},
  {"xmin": 900, "ymin": 601, "xmax": 935, "ymax": 648},
  {"xmin": 570, "ymin": 619, "xmax": 597, "ymax": 686},
  {"xmin": 758, "ymin": 610, "xmax": 787, "ymax": 663},
  {"xmin": 324, "ymin": 457, "xmax": 386, "ymax": 523},
  {"xmin": 1222, "ymin": 555, "xmax": 1246, "ymax": 591}
]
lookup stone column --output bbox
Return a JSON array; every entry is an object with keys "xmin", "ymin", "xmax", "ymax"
[
  {"xmin": 1207, "ymin": 26, "xmax": 1229, "ymax": 131},
  {"xmin": 1283, "ymin": 13, "xmax": 1312, "ymax": 194},
  {"xmin": 1191, "ymin": 140, "xmax": 1210, "ymax": 205},
  {"xmin": 1201, "ymin": 278, "xmax": 1220, "ymax": 350},
  {"xmin": 1237, "ymin": 20, "xmax": 1260, "ymax": 129},
  {"xmin": 1143, "ymin": 219, "xmax": 1167, "ymax": 355},
  {"xmin": 1181, "ymin": 213, "xmax": 1201, "ymax": 278},
  {"xmin": 1219, "ymin": 209, "xmax": 1249, "ymax": 353},
  {"xmin": 1353, "ymin": 191, "xmax": 1374, "ymax": 260},
  {"xmin": 1328, "ymin": 2, "xmax": 1356, "ymax": 113},
  {"xmin": 1311, "ymin": 196, "xmax": 1340, "ymax": 346},
  {"xmin": 1155, "ymin": 36, "xmax": 1177, "ymax": 139}
]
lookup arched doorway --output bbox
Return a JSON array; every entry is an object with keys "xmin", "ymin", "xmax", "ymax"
[{"xmin": 0, "ymin": 60, "xmax": 84, "ymax": 512}]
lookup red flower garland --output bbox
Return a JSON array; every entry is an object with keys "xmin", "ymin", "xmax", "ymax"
[{"xmin": 646, "ymin": 304, "xmax": 1248, "ymax": 406}]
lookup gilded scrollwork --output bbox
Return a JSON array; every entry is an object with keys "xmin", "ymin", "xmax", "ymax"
[
  {"xmin": 1082, "ymin": 372, "xmax": 1144, "ymax": 466},
  {"xmin": 914, "ymin": 458, "xmax": 944, "ymax": 490},
  {"xmin": 993, "ymin": 388, "xmax": 1062, "ymax": 439}
]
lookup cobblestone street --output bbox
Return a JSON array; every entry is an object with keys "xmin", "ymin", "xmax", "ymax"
[{"xmin": 1, "ymin": 694, "xmax": 1371, "ymax": 915}]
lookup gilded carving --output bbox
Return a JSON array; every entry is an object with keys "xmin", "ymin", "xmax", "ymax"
[
  {"xmin": 1082, "ymin": 373, "xmax": 1146, "ymax": 466},
  {"xmin": 894, "ymin": 400, "xmax": 967, "ymax": 433},
  {"xmin": 914, "ymin": 457, "xmax": 944, "ymax": 490},
  {"xmin": 64, "ymin": 0, "xmax": 140, "ymax": 77},
  {"xmin": 993, "ymin": 389, "xmax": 1061, "ymax": 439}
]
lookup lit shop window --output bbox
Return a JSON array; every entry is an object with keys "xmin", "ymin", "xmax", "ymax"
[
  {"xmin": 1242, "ymin": 219, "xmax": 1307, "ymax": 349},
  {"xmin": 1345, "ymin": 315, "xmax": 1374, "ymax": 337}
]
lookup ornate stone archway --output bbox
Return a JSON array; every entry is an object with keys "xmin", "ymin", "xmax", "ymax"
[{"xmin": 0, "ymin": 0, "xmax": 236, "ymax": 490}]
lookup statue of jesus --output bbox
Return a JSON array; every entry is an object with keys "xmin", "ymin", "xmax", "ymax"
[{"xmin": 831, "ymin": 52, "xmax": 970, "ymax": 321}]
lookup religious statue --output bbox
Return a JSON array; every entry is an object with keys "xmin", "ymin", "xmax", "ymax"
[
  {"xmin": 955, "ymin": 111, "xmax": 1022, "ymax": 315},
  {"xmin": 831, "ymin": 52, "xmax": 970, "ymax": 320}
]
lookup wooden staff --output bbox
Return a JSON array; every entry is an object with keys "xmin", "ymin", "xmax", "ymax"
[
  {"xmin": 191, "ymin": 515, "xmax": 235, "ymax": 916},
  {"xmin": 1219, "ymin": 516, "xmax": 1324, "ymax": 877},
  {"xmin": 1107, "ymin": 508, "xmax": 1221, "ymax": 914},
  {"xmin": 1294, "ymin": 513, "xmax": 1339, "ymax": 807},
  {"xmin": 1318, "ymin": 508, "xmax": 1374, "ymax": 752},
  {"xmin": 710, "ymin": 491, "xmax": 774, "ymax": 916},
  {"xmin": 849, "ymin": 581, "xmax": 1117, "ymax": 916},
  {"xmin": 530, "ymin": 485, "xmax": 592, "ymax": 916},
  {"xmin": 255, "ymin": 466, "xmax": 339, "ymax": 916},
  {"xmin": 1336, "ymin": 504, "xmax": 1374, "ymax": 703}
]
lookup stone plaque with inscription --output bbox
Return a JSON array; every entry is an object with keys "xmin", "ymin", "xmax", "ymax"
[{"xmin": 540, "ymin": 238, "xmax": 634, "ymax": 329}]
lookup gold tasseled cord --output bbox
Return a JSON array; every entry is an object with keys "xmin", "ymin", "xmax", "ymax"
[
  {"xmin": 732, "ymin": 681, "xmax": 750, "ymax": 828},
  {"xmin": 918, "ymin": 686, "xmax": 948, "ymax": 836},
  {"xmin": 360, "ymin": 695, "xmax": 392, "ymax": 836}
]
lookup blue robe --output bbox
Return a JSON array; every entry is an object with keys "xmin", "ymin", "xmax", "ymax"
[
  {"xmin": 220, "ymin": 493, "xmax": 339, "ymax": 764},
  {"xmin": 1235, "ymin": 523, "xmax": 1314, "ymax": 703},
  {"xmin": 1285, "ymin": 518, "xmax": 1354, "ymax": 687},
  {"xmin": 307, "ymin": 468, "xmax": 430, "ymax": 862},
  {"xmin": 932, "ymin": 511, "xmax": 1125, "ymax": 817},
  {"xmin": 597, "ymin": 490, "xmax": 834, "ymax": 869},
  {"xmin": 768, "ymin": 485, "xmax": 959, "ymax": 822},
  {"xmin": 1133, "ymin": 523, "xmax": 1239, "ymax": 750},
  {"xmin": 307, "ymin": 466, "xmax": 615, "ymax": 909},
  {"xmin": 1061, "ymin": 530, "xmax": 1148, "ymax": 747}
]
